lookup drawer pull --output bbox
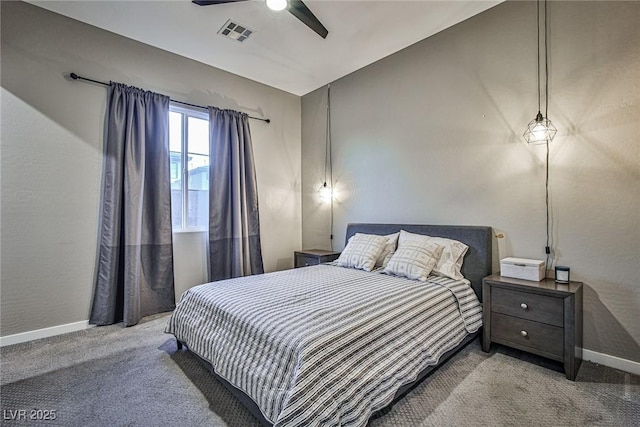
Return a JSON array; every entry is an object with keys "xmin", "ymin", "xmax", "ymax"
[
  {"xmin": 520, "ymin": 303, "xmax": 528, "ymax": 310},
  {"xmin": 520, "ymin": 330, "xmax": 528, "ymax": 337}
]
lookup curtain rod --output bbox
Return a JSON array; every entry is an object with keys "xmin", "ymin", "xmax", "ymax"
[{"xmin": 69, "ymin": 73, "xmax": 270, "ymax": 123}]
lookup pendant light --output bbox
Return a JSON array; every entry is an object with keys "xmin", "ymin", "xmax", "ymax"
[
  {"xmin": 318, "ymin": 182, "xmax": 333, "ymax": 202},
  {"xmin": 318, "ymin": 84, "xmax": 334, "ymax": 245},
  {"xmin": 319, "ymin": 84, "xmax": 333, "ymax": 203},
  {"xmin": 524, "ymin": 0, "xmax": 556, "ymax": 145}
]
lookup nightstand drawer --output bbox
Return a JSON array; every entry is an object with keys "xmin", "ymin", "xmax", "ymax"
[
  {"xmin": 492, "ymin": 287, "xmax": 563, "ymax": 327},
  {"xmin": 295, "ymin": 255, "xmax": 320, "ymax": 268},
  {"xmin": 491, "ymin": 313, "xmax": 564, "ymax": 359}
]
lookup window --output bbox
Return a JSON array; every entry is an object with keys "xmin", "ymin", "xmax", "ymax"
[{"xmin": 169, "ymin": 105, "xmax": 209, "ymax": 231}]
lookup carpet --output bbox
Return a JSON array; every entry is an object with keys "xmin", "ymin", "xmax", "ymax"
[
  {"xmin": 1, "ymin": 313, "xmax": 638, "ymax": 426},
  {"xmin": 373, "ymin": 349, "xmax": 639, "ymax": 427}
]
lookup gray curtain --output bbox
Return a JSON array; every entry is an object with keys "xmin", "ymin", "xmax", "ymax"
[
  {"xmin": 208, "ymin": 107, "xmax": 264, "ymax": 280},
  {"xmin": 90, "ymin": 82, "xmax": 175, "ymax": 327}
]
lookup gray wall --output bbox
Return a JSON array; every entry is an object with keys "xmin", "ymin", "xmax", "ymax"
[
  {"xmin": 302, "ymin": 1, "xmax": 640, "ymax": 362},
  {"xmin": 1, "ymin": 1, "xmax": 301, "ymax": 336}
]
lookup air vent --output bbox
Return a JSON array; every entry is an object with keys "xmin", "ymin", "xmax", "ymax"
[{"xmin": 218, "ymin": 19, "xmax": 253, "ymax": 43}]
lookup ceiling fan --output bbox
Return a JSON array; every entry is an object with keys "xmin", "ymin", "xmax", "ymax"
[{"xmin": 193, "ymin": 0, "xmax": 328, "ymax": 39}]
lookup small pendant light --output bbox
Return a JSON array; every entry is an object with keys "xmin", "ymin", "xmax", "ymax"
[{"xmin": 319, "ymin": 84, "xmax": 333, "ymax": 202}]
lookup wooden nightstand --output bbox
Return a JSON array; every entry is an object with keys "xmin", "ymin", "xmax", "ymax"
[
  {"xmin": 294, "ymin": 249, "xmax": 341, "ymax": 268},
  {"xmin": 482, "ymin": 274, "xmax": 583, "ymax": 380}
]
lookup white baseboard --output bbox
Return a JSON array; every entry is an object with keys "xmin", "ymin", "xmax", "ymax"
[
  {"xmin": 583, "ymin": 349, "xmax": 640, "ymax": 376},
  {"xmin": 0, "ymin": 320, "xmax": 93, "ymax": 347}
]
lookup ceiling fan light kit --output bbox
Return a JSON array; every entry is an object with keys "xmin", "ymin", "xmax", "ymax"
[
  {"xmin": 266, "ymin": 0, "xmax": 287, "ymax": 12},
  {"xmin": 193, "ymin": 0, "xmax": 328, "ymax": 39}
]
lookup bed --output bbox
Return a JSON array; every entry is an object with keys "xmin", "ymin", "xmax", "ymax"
[{"xmin": 166, "ymin": 223, "xmax": 492, "ymax": 426}]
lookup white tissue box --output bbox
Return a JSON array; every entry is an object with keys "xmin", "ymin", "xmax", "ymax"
[{"xmin": 500, "ymin": 257, "xmax": 546, "ymax": 281}]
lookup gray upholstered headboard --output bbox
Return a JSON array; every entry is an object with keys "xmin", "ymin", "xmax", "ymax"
[{"xmin": 345, "ymin": 223, "xmax": 492, "ymax": 299}]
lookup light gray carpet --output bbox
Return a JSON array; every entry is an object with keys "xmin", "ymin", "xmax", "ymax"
[{"xmin": 1, "ymin": 313, "xmax": 638, "ymax": 426}]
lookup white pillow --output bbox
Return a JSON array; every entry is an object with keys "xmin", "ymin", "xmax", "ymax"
[
  {"xmin": 375, "ymin": 232, "xmax": 400, "ymax": 268},
  {"xmin": 428, "ymin": 236, "xmax": 468, "ymax": 280},
  {"xmin": 398, "ymin": 230, "xmax": 428, "ymax": 245},
  {"xmin": 384, "ymin": 240, "xmax": 444, "ymax": 282},
  {"xmin": 398, "ymin": 230, "xmax": 469, "ymax": 280},
  {"xmin": 336, "ymin": 233, "xmax": 387, "ymax": 272}
]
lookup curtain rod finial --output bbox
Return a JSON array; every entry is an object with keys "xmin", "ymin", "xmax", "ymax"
[{"xmin": 70, "ymin": 72, "xmax": 78, "ymax": 80}]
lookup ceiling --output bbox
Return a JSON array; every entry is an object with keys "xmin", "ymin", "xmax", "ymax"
[{"xmin": 29, "ymin": 0, "xmax": 503, "ymax": 96}]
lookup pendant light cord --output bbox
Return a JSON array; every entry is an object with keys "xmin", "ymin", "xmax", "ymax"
[
  {"xmin": 544, "ymin": 0, "xmax": 552, "ymax": 271},
  {"xmin": 537, "ymin": 0, "xmax": 541, "ymax": 114},
  {"xmin": 546, "ymin": 140, "xmax": 551, "ymax": 270},
  {"xmin": 544, "ymin": 0, "xmax": 549, "ymax": 120},
  {"xmin": 324, "ymin": 85, "xmax": 332, "ymax": 186}
]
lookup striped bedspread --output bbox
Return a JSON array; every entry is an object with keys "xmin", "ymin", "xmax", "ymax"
[{"xmin": 165, "ymin": 264, "xmax": 482, "ymax": 426}]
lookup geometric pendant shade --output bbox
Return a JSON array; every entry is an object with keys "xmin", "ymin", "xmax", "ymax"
[
  {"xmin": 524, "ymin": 111, "xmax": 557, "ymax": 145},
  {"xmin": 318, "ymin": 181, "xmax": 333, "ymax": 202}
]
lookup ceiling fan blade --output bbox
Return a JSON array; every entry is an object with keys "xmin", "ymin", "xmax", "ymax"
[
  {"xmin": 192, "ymin": 0, "xmax": 249, "ymax": 6},
  {"xmin": 287, "ymin": 0, "xmax": 328, "ymax": 39}
]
